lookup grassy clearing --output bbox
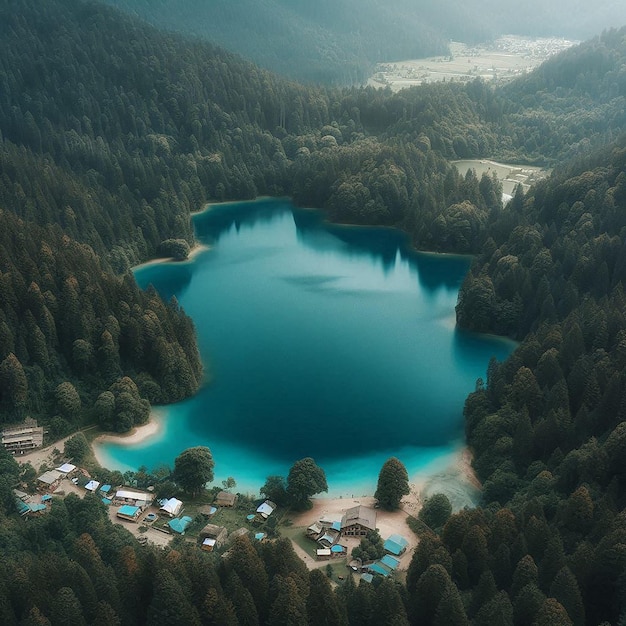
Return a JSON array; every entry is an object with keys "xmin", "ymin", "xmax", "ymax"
[
  {"xmin": 280, "ymin": 524, "xmax": 319, "ymax": 558},
  {"xmin": 322, "ymin": 559, "xmax": 351, "ymax": 583}
]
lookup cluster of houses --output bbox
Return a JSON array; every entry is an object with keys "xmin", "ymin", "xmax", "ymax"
[
  {"xmin": 306, "ymin": 504, "xmax": 377, "ymax": 559},
  {"xmin": 198, "ymin": 496, "xmax": 277, "ymax": 552},
  {"xmin": 28, "ymin": 459, "xmax": 279, "ymax": 550},
  {"xmin": 306, "ymin": 504, "xmax": 409, "ymax": 579}
]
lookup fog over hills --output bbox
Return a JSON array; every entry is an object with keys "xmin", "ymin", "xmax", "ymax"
[{"xmin": 104, "ymin": 0, "xmax": 626, "ymax": 84}]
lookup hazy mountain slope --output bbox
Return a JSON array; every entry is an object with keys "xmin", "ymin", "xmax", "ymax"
[
  {"xmin": 99, "ymin": 0, "xmax": 471, "ymax": 84},
  {"xmin": 477, "ymin": 0, "xmax": 626, "ymax": 40},
  {"xmin": 497, "ymin": 27, "xmax": 626, "ymax": 162},
  {"xmin": 101, "ymin": 0, "xmax": 626, "ymax": 85}
]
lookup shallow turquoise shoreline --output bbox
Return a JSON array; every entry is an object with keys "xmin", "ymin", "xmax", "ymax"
[{"xmin": 96, "ymin": 198, "xmax": 514, "ymax": 500}]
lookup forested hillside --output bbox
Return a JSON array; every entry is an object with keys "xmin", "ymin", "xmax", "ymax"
[
  {"xmin": 101, "ymin": 0, "xmax": 473, "ymax": 85},
  {"xmin": 0, "ymin": 0, "xmax": 519, "ymax": 430},
  {"xmin": 102, "ymin": 0, "xmax": 626, "ymax": 86},
  {"xmin": 2, "ymin": 0, "xmax": 626, "ymax": 623}
]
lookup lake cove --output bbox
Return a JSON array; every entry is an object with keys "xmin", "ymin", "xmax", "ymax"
[{"xmin": 95, "ymin": 198, "xmax": 515, "ymax": 497}]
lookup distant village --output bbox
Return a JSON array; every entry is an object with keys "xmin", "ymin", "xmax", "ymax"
[{"xmin": 369, "ymin": 34, "xmax": 578, "ymax": 90}]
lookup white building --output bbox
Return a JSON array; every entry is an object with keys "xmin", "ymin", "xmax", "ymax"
[{"xmin": 159, "ymin": 497, "xmax": 183, "ymax": 518}]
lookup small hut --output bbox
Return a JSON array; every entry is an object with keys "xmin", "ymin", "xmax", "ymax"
[
  {"xmin": 215, "ymin": 491, "xmax": 238, "ymax": 507},
  {"xmin": 256, "ymin": 500, "xmax": 276, "ymax": 520},
  {"xmin": 229, "ymin": 527, "xmax": 249, "ymax": 542},
  {"xmin": 199, "ymin": 523, "xmax": 228, "ymax": 551}
]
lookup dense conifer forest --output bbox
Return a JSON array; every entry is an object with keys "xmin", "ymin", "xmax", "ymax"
[{"xmin": 3, "ymin": 0, "xmax": 626, "ymax": 623}]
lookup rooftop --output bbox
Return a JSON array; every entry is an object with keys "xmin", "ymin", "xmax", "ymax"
[
  {"xmin": 168, "ymin": 515, "xmax": 193, "ymax": 534},
  {"xmin": 118, "ymin": 505, "xmax": 140, "ymax": 517},
  {"xmin": 383, "ymin": 534, "xmax": 409, "ymax": 556},
  {"xmin": 341, "ymin": 505, "xmax": 377, "ymax": 531}
]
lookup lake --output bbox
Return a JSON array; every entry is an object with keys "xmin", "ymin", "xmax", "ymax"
[{"xmin": 96, "ymin": 198, "xmax": 514, "ymax": 496}]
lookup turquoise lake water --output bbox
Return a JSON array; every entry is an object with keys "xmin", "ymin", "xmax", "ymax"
[{"xmin": 96, "ymin": 198, "xmax": 514, "ymax": 496}]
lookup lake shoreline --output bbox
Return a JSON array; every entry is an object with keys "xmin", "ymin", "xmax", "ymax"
[
  {"xmin": 91, "ymin": 407, "xmax": 166, "ymax": 466},
  {"xmin": 94, "ymin": 197, "xmax": 505, "ymax": 499},
  {"xmin": 91, "ymin": 403, "xmax": 481, "ymax": 506},
  {"xmin": 133, "ymin": 242, "xmax": 210, "ymax": 271}
]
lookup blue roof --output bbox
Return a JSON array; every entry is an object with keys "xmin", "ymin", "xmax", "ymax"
[
  {"xmin": 387, "ymin": 533, "xmax": 408, "ymax": 547},
  {"xmin": 384, "ymin": 534, "xmax": 409, "ymax": 555},
  {"xmin": 168, "ymin": 515, "xmax": 193, "ymax": 534},
  {"xmin": 16, "ymin": 500, "xmax": 30, "ymax": 515},
  {"xmin": 381, "ymin": 554, "xmax": 400, "ymax": 570},
  {"xmin": 28, "ymin": 503, "xmax": 47, "ymax": 513},
  {"xmin": 368, "ymin": 562, "xmax": 391, "ymax": 577},
  {"xmin": 119, "ymin": 505, "xmax": 140, "ymax": 517},
  {"xmin": 331, "ymin": 521, "xmax": 341, "ymax": 531}
]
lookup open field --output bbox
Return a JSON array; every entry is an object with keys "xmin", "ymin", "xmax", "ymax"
[
  {"xmin": 452, "ymin": 158, "xmax": 549, "ymax": 196},
  {"xmin": 368, "ymin": 35, "xmax": 577, "ymax": 91}
]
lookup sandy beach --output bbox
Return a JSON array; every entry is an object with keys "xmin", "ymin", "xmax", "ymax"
[
  {"xmin": 91, "ymin": 407, "xmax": 166, "ymax": 466},
  {"xmin": 133, "ymin": 242, "xmax": 210, "ymax": 271},
  {"xmin": 285, "ymin": 447, "xmax": 481, "ymax": 570}
]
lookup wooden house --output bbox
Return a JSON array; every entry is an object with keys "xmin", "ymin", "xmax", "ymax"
[{"xmin": 340, "ymin": 505, "xmax": 377, "ymax": 537}]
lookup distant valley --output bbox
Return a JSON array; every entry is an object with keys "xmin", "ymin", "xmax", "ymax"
[{"xmin": 368, "ymin": 35, "xmax": 578, "ymax": 91}]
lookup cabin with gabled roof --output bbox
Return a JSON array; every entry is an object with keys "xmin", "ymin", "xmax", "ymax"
[{"xmin": 340, "ymin": 505, "xmax": 377, "ymax": 537}]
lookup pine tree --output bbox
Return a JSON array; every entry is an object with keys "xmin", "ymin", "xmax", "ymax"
[
  {"xmin": 267, "ymin": 575, "xmax": 307, "ymax": 626},
  {"xmin": 433, "ymin": 583, "xmax": 469, "ymax": 626},
  {"xmin": 50, "ymin": 587, "xmax": 86, "ymax": 626},
  {"xmin": 419, "ymin": 493, "xmax": 453, "ymax": 530},
  {"xmin": 223, "ymin": 571, "xmax": 259, "ymax": 626},
  {"xmin": 371, "ymin": 579, "xmax": 409, "ymax": 626},
  {"xmin": 374, "ymin": 457, "xmax": 410, "ymax": 510},
  {"xmin": 473, "ymin": 590, "xmax": 514, "ymax": 626},
  {"xmin": 307, "ymin": 569, "xmax": 345, "ymax": 626},
  {"xmin": 532, "ymin": 598, "xmax": 573, "ymax": 626},
  {"xmin": 412, "ymin": 564, "xmax": 452, "ymax": 625},
  {"xmin": 549, "ymin": 567, "xmax": 585, "ymax": 626},
  {"xmin": 147, "ymin": 570, "xmax": 199, "ymax": 625},
  {"xmin": 513, "ymin": 584, "xmax": 545, "ymax": 626},
  {"xmin": 511, "ymin": 554, "xmax": 539, "ymax": 598}
]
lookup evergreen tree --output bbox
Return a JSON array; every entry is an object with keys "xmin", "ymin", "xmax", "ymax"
[
  {"xmin": 433, "ymin": 583, "xmax": 469, "ymax": 626},
  {"xmin": 371, "ymin": 579, "xmax": 409, "ymax": 626},
  {"xmin": 147, "ymin": 570, "xmax": 199, "ymax": 625},
  {"xmin": 50, "ymin": 587, "xmax": 86, "ymax": 626},
  {"xmin": 419, "ymin": 493, "xmax": 453, "ymax": 530},
  {"xmin": 267, "ymin": 575, "xmax": 307, "ymax": 626},
  {"xmin": 532, "ymin": 598, "xmax": 573, "ymax": 626},
  {"xmin": 307, "ymin": 569, "xmax": 345, "ymax": 626},
  {"xmin": 173, "ymin": 446, "xmax": 214, "ymax": 496},
  {"xmin": 549, "ymin": 567, "xmax": 585, "ymax": 626},
  {"xmin": 473, "ymin": 590, "xmax": 514, "ymax": 626},
  {"xmin": 412, "ymin": 564, "xmax": 452, "ymax": 625},
  {"xmin": 286, "ymin": 458, "xmax": 328, "ymax": 510},
  {"xmin": 374, "ymin": 457, "xmax": 410, "ymax": 511},
  {"xmin": 513, "ymin": 584, "xmax": 545, "ymax": 626}
]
